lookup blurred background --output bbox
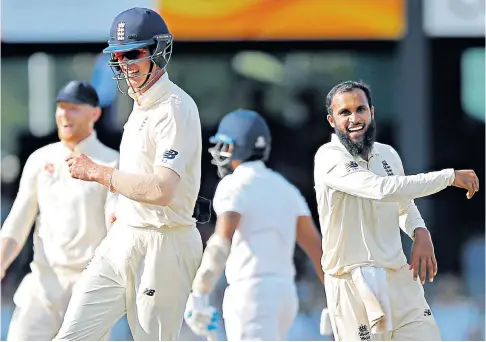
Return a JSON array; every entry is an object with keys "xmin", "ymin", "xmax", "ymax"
[{"xmin": 1, "ymin": 0, "xmax": 485, "ymax": 340}]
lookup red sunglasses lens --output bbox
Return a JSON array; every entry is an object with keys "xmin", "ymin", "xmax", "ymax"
[{"xmin": 114, "ymin": 50, "xmax": 143, "ymax": 61}]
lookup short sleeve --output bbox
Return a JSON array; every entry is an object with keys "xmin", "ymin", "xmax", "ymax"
[
  {"xmin": 294, "ymin": 188, "xmax": 311, "ymax": 217},
  {"xmin": 213, "ymin": 176, "xmax": 247, "ymax": 215},
  {"xmin": 152, "ymin": 97, "xmax": 200, "ymax": 177}
]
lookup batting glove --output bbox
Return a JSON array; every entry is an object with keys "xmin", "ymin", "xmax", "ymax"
[
  {"xmin": 320, "ymin": 307, "xmax": 333, "ymax": 336},
  {"xmin": 184, "ymin": 292, "xmax": 219, "ymax": 339}
]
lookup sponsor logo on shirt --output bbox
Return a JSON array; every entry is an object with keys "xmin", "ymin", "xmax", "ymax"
[
  {"xmin": 162, "ymin": 149, "xmax": 179, "ymax": 160},
  {"xmin": 344, "ymin": 161, "xmax": 359, "ymax": 172},
  {"xmin": 143, "ymin": 288, "xmax": 155, "ymax": 296}
]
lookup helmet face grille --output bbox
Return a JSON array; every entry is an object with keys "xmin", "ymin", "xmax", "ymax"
[
  {"xmin": 107, "ymin": 36, "xmax": 173, "ymax": 95},
  {"xmin": 209, "ymin": 141, "xmax": 232, "ymax": 166},
  {"xmin": 209, "ymin": 142, "xmax": 234, "ymax": 178}
]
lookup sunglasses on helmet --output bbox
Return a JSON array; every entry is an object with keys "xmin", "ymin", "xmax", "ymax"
[{"xmin": 112, "ymin": 49, "xmax": 146, "ymax": 61}]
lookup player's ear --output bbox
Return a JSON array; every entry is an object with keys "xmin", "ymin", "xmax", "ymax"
[
  {"xmin": 371, "ymin": 106, "xmax": 375, "ymax": 118},
  {"xmin": 92, "ymin": 106, "xmax": 102, "ymax": 123},
  {"xmin": 327, "ymin": 113, "xmax": 335, "ymax": 128},
  {"xmin": 231, "ymin": 160, "xmax": 242, "ymax": 170}
]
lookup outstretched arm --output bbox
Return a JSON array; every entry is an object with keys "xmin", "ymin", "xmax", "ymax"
[{"xmin": 315, "ymin": 147, "xmax": 456, "ymax": 202}]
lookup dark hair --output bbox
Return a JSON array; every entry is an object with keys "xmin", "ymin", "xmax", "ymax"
[
  {"xmin": 245, "ymin": 149, "xmax": 267, "ymax": 163},
  {"xmin": 326, "ymin": 80, "xmax": 373, "ymax": 115}
]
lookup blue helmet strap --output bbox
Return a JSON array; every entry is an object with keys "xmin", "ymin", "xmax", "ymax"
[{"xmin": 134, "ymin": 61, "xmax": 154, "ymax": 90}]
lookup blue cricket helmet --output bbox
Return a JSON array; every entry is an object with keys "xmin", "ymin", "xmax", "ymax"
[
  {"xmin": 209, "ymin": 109, "xmax": 272, "ymax": 178},
  {"xmin": 103, "ymin": 7, "xmax": 173, "ymax": 94}
]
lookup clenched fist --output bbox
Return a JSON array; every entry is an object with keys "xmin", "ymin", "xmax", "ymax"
[
  {"xmin": 66, "ymin": 153, "xmax": 99, "ymax": 181},
  {"xmin": 452, "ymin": 170, "xmax": 479, "ymax": 199}
]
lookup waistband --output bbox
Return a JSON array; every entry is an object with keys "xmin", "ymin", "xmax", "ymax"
[{"xmin": 115, "ymin": 222, "xmax": 197, "ymax": 234}]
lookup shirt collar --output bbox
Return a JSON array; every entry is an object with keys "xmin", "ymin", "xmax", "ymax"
[
  {"xmin": 330, "ymin": 133, "xmax": 379, "ymax": 161},
  {"xmin": 62, "ymin": 131, "xmax": 99, "ymax": 154},
  {"xmin": 130, "ymin": 72, "xmax": 171, "ymax": 109},
  {"xmin": 234, "ymin": 160, "xmax": 267, "ymax": 174}
]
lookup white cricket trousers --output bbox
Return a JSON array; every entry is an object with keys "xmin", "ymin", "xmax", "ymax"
[
  {"xmin": 222, "ymin": 277, "xmax": 299, "ymax": 341},
  {"xmin": 325, "ymin": 265, "xmax": 441, "ymax": 341},
  {"xmin": 6, "ymin": 270, "xmax": 82, "ymax": 341},
  {"xmin": 54, "ymin": 223, "xmax": 203, "ymax": 341}
]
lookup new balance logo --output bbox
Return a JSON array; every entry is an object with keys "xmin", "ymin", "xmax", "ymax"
[
  {"xmin": 162, "ymin": 149, "xmax": 178, "ymax": 160},
  {"xmin": 143, "ymin": 288, "xmax": 155, "ymax": 296},
  {"xmin": 344, "ymin": 161, "xmax": 359, "ymax": 172}
]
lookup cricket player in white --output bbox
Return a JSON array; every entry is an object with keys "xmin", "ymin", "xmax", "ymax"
[
  {"xmin": 0, "ymin": 81, "xmax": 119, "ymax": 341},
  {"xmin": 54, "ymin": 8, "xmax": 203, "ymax": 341},
  {"xmin": 184, "ymin": 109, "xmax": 325, "ymax": 341},
  {"xmin": 314, "ymin": 81, "xmax": 479, "ymax": 341}
]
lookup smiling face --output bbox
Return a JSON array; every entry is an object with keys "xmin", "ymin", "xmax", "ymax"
[
  {"xmin": 327, "ymin": 88, "xmax": 376, "ymax": 159},
  {"xmin": 56, "ymin": 102, "xmax": 100, "ymax": 145},
  {"xmin": 113, "ymin": 48, "xmax": 161, "ymax": 91}
]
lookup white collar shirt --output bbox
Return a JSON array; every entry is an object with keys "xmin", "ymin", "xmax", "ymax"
[
  {"xmin": 1, "ymin": 132, "xmax": 119, "ymax": 274},
  {"xmin": 314, "ymin": 134, "xmax": 454, "ymax": 275},
  {"xmin": 213, "ymin": 161, "xmax": 311, "ymax": 284},
  {"xmin": 116, "ymin": 72, "xmax": 202, "ymax": 229}
]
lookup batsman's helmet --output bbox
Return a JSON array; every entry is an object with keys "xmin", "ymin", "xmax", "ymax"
[
  {"xmin": 209, "ymin": 109, "xmax": 271, "ymax": 178},
  {"xmin": 102, "ymin": 7, "xmax": 173, "ymax": 94}
]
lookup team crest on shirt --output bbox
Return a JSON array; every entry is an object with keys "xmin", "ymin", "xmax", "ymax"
[
  {"xmin": 358, "ymin": 324, "xmax": 371, "ymax": 341},
  {"xmin": 382, "ymin": 160, "xmax": 394, "ymax": 176},
  {"xmin": 44, "ymin": 163, "xmax": 54, "ymax": 174}
]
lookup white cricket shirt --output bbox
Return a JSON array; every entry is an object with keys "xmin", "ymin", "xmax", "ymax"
[
  {"xmin": 314, "ymin": 134, "xmax": 455, "ymax": 276},
  {"xmin": 0, "ymin": 132, "xmax": 119, "ymax": 274},
  {"xmin": 115, "ymin": 72, "xmax": 202, "ymax": 229},
  {"xmin": 213, "ymin": 161, "xmax": 311, "ymax": 285}
]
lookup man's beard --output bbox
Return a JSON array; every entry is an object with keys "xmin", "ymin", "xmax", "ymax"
[{"xmin": 335, "ymin": 119, "xmax": 376, "ymax": 158}]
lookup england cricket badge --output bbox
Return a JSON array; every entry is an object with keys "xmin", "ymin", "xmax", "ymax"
[{"xmin": 117, "ymin": 22, "xmax": 126, "ymax": 41}]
